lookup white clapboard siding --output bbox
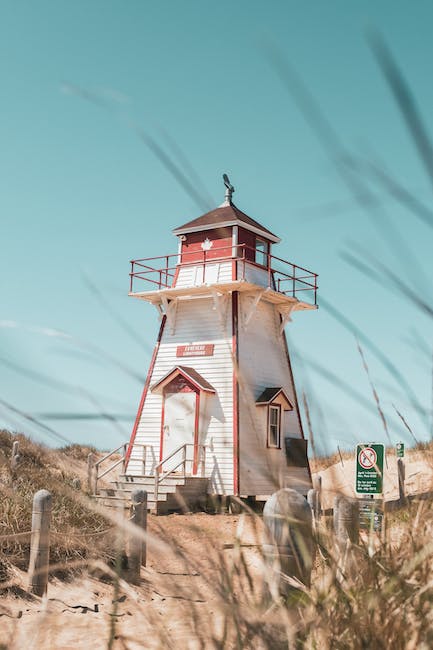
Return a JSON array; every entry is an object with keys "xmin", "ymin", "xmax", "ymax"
[
  {"xmin": 128, "ymin": 297, "xmax": 234, "ymax": 495},
  {"xmin": 237, "ymin": 294, "xmax": 305, "ymax": 496},
  {"xmin": 175, "ymin": 261, "xmax": 232, "ymax": 288}
]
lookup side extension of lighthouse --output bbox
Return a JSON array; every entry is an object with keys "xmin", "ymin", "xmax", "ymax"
[{"xmin": 125, "ymin": 176, "xmax": 318, "ymax": 505}]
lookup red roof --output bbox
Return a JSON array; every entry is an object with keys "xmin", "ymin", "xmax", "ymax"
[
  {"xmin": 150, "ymin": 366, "xmax": 216, "ymax": 394},
  {"xmin": 172, "ymin": 203, "xmax": 280, "ymax": 243}
]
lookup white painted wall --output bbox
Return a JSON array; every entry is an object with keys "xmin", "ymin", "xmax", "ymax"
[
  {"xmin": 242, "ymin": 262, "xmax": 274, "ymax": 288},
  {"xmin": 128, "ymin": 296, "xmax": 235, "ymax": 495},
  {"xmin": 237, "ymin": 294, "xmax": 309, "ymax": 496},
  {"xmin": 175, "ymin": 261, "xmax": 233, "ymax": 288}
]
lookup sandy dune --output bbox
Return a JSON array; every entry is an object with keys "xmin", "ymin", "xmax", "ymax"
[{"xmin": 314, "ymin": 449, "xmax": 433, "ymax": 510}]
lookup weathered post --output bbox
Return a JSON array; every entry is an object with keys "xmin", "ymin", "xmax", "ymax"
[
  {"xmin": 333, "ymin": 495, "xmax": 341, "ymax": 535},
  {"xmin": 28, "ymin": 490, "xmax": 52, "ymax": 596},
  {"xmin": 334, "ymin": 495, "xmax": 359, "ymax": 546},
  {"xmin": 87, "ymin": 452, "xmax": 94, "ymax": 493},
  {"xmin": 263, "ymin": 488, "xmax": 314, "ymax": 598},
  {"xmin": 397, "ymin": 458, "xmax": 405, "ymax": 504},
  {"xmin": 11, "ymin": 440, "xmax": 20, "ymax": 469},
  {"xmin": 307, "ymin": 488, "xmax": 321, "ymax": 523},
  {"xmin": 140, "ymin": 491, "xmax": 148, "ymax": 567},
  {"xmin": 128, "ymin": 489, "xmax": 147, "ymax": 584},
  {"xmin": 312, "ymin": 474, "xmax": 322, "ymax": 493}
]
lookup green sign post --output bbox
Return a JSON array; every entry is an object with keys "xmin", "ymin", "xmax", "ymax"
[
  {"xmin": 355, "ymin": 443, "xmax": 384, "ymax": 495},
  {"xmin": 396, "ymin": 442, "xmax": 405, "ymax": 458}
]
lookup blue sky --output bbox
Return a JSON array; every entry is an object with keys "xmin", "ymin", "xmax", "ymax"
[{"xmin": 1, "ymin": 1, "xmax": 433, "ymax": 455}]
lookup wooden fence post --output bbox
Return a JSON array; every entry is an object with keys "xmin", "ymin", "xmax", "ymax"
[
  {"xmin": 333, "ymin": 495, "xmax": 341, "ymax": 535},
  {"xmin": 87, "ymin": 452, "xmax": 94, "ymax": 493},
  {"xmin": 312, "ymin": 474, "xmax": 322, "ymax": 493},
  {"xmin": 28, "ymin": 489, "xmax": 52, "ymax": 597},
  {"xmin": 307, "ymin": 488, "xmax": 321, "ymax": 522},
  {"xmin": 334, "ymin": 496, "xmax": 359, "ymax": 546},
  {"xmin": 128, "ymin": 489, "xmax": 147, "ymax": 584},
  {"xmin": 11, "ymin": 440, "xmax": 20, "ymax": 469},
  {"xmin": 263, "ymin": 488, "xmax": 315, "ymax": 598},
  {"xmin": 397, "ymin": 459, "xmax": 406, "ymax": 504}
]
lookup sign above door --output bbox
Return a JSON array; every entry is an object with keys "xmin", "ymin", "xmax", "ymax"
[{"xmin": 176, "ymin": 344, "xmax": 215, "ymax": 358}]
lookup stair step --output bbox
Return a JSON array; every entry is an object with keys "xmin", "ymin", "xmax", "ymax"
[
  {"xmin": 110, "ymin": 480, "xmax": 185, "ymax": 492},
  {"xmin": 119, "ymin": 474, "xmax": 207, "ymax": 480},
  {"xmin": 93, "ymin": 475, "xmax": 209, "ymax": 516},
  {"xmin": 92, "ymin": 494, "xmax": 162, "ymax": 509},
  {"xmin": 103, "ymin": 485, "xmax": 177, "ymax": 496}
]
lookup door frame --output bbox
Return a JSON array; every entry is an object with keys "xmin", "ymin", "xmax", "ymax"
[{"xmin": 160, "ymin": 375, "xmax": 201, "ymax": 475}]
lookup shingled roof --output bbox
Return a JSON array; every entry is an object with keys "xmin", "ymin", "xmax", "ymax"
[
  {"xmin": 172, "ymin": 203, "xmax": 281, "ymax": 243},
  {"xmin": 150, "ymin": 366, "xmax": 216, "ymax": 394}
]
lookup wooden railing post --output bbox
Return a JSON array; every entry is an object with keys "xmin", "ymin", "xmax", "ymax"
[
  {"xmin": 28, "ymin": 490, "xmax": 52, "ymax": 596},
  {"xmin": 128, "ymin": 489, "xmax": 147, "ymax": 583},
  {"xmin": 122, "ymin": 443, "xmax": 127, "ymax": 473},
  {"xmin": 263, "ymin": 488, "xmax": 315, "ymax": 598},
  {"xmin": 182, "ymin": 444, "xmax": 186, "ymax": 478},
  {"xmin": 200, "ymin": 446, "xmax": 206, "ymax": 477},
  {"xmin": 154, "ymin": 469, "xmax": 159, "ymax": 503}
]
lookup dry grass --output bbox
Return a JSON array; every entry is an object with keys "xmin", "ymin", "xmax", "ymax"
[
  {"xmin": 0, "ymin": 430, "xmax": 433, "ymax": 648},
  {"xmin": 0, "ymin": 430, "xmax": 114, "ymax": 581}
]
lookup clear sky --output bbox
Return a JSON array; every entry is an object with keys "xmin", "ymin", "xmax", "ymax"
[{"xmin": 1, "ymin": 1, "xmax": 433, "ymax": 455}]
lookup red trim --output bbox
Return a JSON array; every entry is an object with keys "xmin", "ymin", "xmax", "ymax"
[
  {"xmin": 172, "ymin": 265, "xmax": 180, "ymax": 287},
  {"xmin": 193, "ymin": 391, "xmax": 201, "ymax": 474},
  {"xmin": 152, "ymin": 366, "xmax": 215, "ymax": 394},
  {"xmin": 124, "ymin": 315, "xmax": 167, "ymax": 469},
  {"xmin": 232, "ymin": 259, "xmax": 237, "ymax": 281},
  {"xmin": 232, "ymin": 292, "xmax": 239, "ymax": 495},
  {"xmin": 163, "ymin": 375, "xmax": 197, "ymax": 394}
]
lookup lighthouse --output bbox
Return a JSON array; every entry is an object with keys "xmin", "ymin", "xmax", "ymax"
[{"xmin": 125, "ymin": 176, "xmax": 318, "ymax": 510}]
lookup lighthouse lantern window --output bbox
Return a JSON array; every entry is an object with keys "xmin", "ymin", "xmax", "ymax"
[
  {"xmin": 268, "ymin": 405, "xmax": 281, "ymax": 448},
  {"xmin": 255, "ymin": 239, "xmax": 268, "ymax": 267}
]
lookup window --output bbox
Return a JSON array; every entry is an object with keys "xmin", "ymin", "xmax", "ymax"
[
  {"xmin": 268, "ymin": 405, "xmax": 281, "ymax": 448},
  {"xmin": 255, "ymin": 239, "xmax": 268, "ymax": 266}
]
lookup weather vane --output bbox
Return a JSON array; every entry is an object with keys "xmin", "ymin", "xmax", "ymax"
[{"xmin": 223, "ymin": 173, "xmax": 235, "ymax": 204}]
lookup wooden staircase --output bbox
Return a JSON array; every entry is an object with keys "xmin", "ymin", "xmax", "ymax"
[
  {"xmin": 91, "ymin": 442, "xmax": 209, "ymax": 515},
  {"xmin": 95, "ymin": 474, "xmax": 209, "ymax": 514}
]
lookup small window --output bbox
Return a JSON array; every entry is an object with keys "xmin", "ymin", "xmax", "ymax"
[
  {"xmin": 255, "ymin": 239, "xmax": 268, "ymax": 267},
  {"xmin": 268, "ymin": 405, "xmax": 281, "ymax": 448}
]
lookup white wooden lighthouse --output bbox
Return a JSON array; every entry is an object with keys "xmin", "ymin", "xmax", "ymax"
[{"xmin": 125, "ymin": 176, "xmax": 318, "ymax": 510}]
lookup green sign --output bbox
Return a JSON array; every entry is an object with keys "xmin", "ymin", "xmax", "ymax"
[
  {"xmin": 355, "ymin": 443, "xmax": 384, "ymax": 495},
  {"xmin": 359, "ymin": 499, "xmax": 384, "ymax": 531},
  {"xmin": 396, "ymin": 442, "xmax": 405, "ymax": 458}
]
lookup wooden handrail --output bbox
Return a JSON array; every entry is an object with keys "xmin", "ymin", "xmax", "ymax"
[
  {"xmin": 94, "ymin": 443, "xmax": 126, "ymax": 468},
  {"xmin": 93, "ymin": 443, "xmax": 147, "ymax": 495},
  {"xmin": 154, "ymin": 443, "xmax": 206, "ymax": 502}
]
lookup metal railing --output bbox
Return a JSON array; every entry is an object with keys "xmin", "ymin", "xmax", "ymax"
[
  {"xmin": 129, "ymin": 243, "xmax": 318, "ymax": 305},
  {"xmin": 154, "ymin": 443, "xmax": 206, "ymax": 502},
  {"xmin": 93, "ymin": 443, "xmax": 147, "ymax": 495}
]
